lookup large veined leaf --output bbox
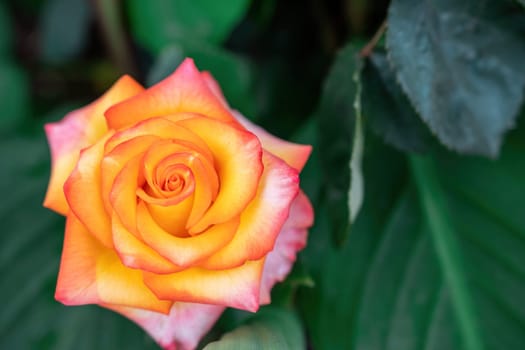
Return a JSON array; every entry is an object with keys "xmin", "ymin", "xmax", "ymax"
[
  {"xmin": 299, "ymin": 116, "xmax": 525, "ymax": 350},
  {"xmin": 362, "ymin": 51, "xmax": 433, "ymax": 153},
  {"xmin": 204, "ymin": 308, "xmax": 304, "ymax": 350},
  {"xmin": 387, "ymin": 0, "xmax": 525, "ymax": 156},
  {"xmin": 0, "ymin": 113, "xmax": 160, "ymax": 350}
]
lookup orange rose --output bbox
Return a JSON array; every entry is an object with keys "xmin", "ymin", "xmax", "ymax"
[{"xmin": 44, "ymin": 59, "xmax": 313, "ymax": 350}]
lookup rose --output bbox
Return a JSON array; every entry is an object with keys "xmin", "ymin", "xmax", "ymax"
[{"xmin": 43, "ymin": 59, "xmax": 313, "ymax": 350}]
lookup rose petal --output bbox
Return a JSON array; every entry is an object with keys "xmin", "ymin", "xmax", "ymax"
[
  {"xmin": 200, "ymin": 72, "xmax": 312, "ymax": 172},
  {"xmin": 44, "ymin": 75, "xmax": 144, "ymax": 215},
  {"xmin": 55, "ymin": 214, "xmax": 172, "ymax": 314},
  {"xmin": 199, "ymin": 151, "xmax": 299, "ymax": 270},
  {"xmin": 106, "ymin": 303, "xmax": 224, "ymax": 350},
  {"xmin": 64, "ymin": 132, "xmax": 115, "ymax": 248},
  {"xmin": 233, "ymin": 111, "xmax": 312, "ymax": 171},
  {"xmin": 101, "ymin": 135, "xmax": 160, "ymax": 214},
  {"xmin": 259, "ymin": 191, "xmax": 313, "ymax": 304},
  {"xmin": 111, "ymin": 211, "xmax": 184, "ymax": 274},
  {"xmin": 138, "ymin": 139, "xmax": 218, "ymax": 230},
  {"xmin": 109, "ymin": 153, "xmax": 143, "ymax": 234},
  {"xmin": 145, "ymin": 196, "xmax": 194, "ymax": 237},
  {"xmin": 105, "ymin": 116, "xmax": 213, "ymax": 159},
  {"xmin": 143, "ymin": 259, "xmax": 265, "ymax": 312},
  {"xmin": 105, "ymin": 59, "xmax": 235, "ymax": 130},
  {"xmin": 283, "ymin": 190, "xmax": 315, "ymax": 229},
  {"xmin": 136, "ymin": 201, "xmax": 239, "ymax": 267},
  {"xmin": 201, "ymin": 71, "xmax": 228, "ymax": 108}
]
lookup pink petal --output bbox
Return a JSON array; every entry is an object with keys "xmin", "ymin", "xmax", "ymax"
[
  {"xmin": 259, "ymin": 190, "xmax": 314, "ymax": 304},
  {"xmin": 107, "ymin": 303, "xmax": 225, "ymax": 350}
]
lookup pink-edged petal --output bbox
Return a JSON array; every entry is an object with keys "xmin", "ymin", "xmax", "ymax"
[
  {"xmin": 55, "ymin": 214, "xmax": 172, "ymax": 314},
  {"xmin": 44, "ymin": 75, "xmax": 144, "ymax": 215},
  {"xmin": 201, "ymin": 71, "xmax": 228, "ymax": 108},
  {"xmin": 282, "ymin": 190, "xmax": 314, "ymax": 230},
  {"xmin": 105, "ymin": 59, "xmax": 235, "ymax": 130},
  {"xmin": 259, "ymin": 227, "xmax": 308, "ymax": 304},
  {"xmin": 259, "ymin": 191, "xmax": 313, "ymax": 304},
  {"xmin": 106, "ymin": 303, "xmax": 225, "ymax": 350},
  {"xmin": 233, "ymin": 111, "xmax": 312, "ymax": 171},
  {"xmin": 200, "ymin": 71, "xmax": 313, "ymax": 171},
  {"xmin": 260, "ymin": 191, "xmax": 314, "ymax": 305},
  {"xmin": 143, "ymin": 259, "xmax": 265, "ymax": 312},
  {"xmin": 199, "ymin": 151, "xmax": 299, "ymax": 270}
]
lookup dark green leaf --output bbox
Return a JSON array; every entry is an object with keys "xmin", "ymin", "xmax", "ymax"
[
  {"xmin": 204, "ymin": 308, "xmax": 304, "ymax": 350},
  {"xmin": 299, "ymin": 134, "xmax": 407, "ymax": 350},
  {"xmin": 387, "ymin": 0, "xmax": 525, "ymax": 156},
  {"xmin": 0, "ymin": 60, "xmax": 30, "ymax": 132},
  {"xmin": 362, "ymin": 51, "xmax": 433, "ymax": 152},
  {"xmin": 299, "ymin": 120, "xmax": 525, "ymax": 349},
  {"xmin": 127, "ymin": 0, "xmax": 250, "ymax": 54},
  {"xmin": 317, "ymin": 44, "xmax": 363, "ymax": 245},
  {"xmin": 39, "ymin": 0, "xmax": 91, "ymax": 64},
  {"xmin": 147, "ymin": 43, "xmax": 256, "ymax": 116}
]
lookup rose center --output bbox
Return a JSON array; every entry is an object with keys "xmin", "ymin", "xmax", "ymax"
[{"xmin": 159, "ymin": 164, "xmax": 193, "ymax": 195}]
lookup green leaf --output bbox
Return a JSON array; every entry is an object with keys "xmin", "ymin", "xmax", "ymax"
[
  {"xmin": 387, "ymin": 0, "xmax": 525, "ymax": 156},
  {"xmin": 317, "ymin": 43, "xmax": 364, "ymax": 245},
  {"xmin": 147, "ymin": 43, "xmax": 256, "ymax": 116},
  {"xmin": 127, "ymin": 0, "xmax": 250, "ymax": 54},
  {"xmin": 0, "ymin": 60, "xmax": 30, "ymax": 132},
  {"xmin": 204, "ymin": 308, "xmax": 305, "ymax": 350},
  {"xmin": 362, "ymin": 51, "xmax": 433, "ymax": 152},
  {"xmin": 39, "ymin": 0, "xmax": 91, "ymax": 64},
  {"xmin": 299, "ymin": 119, "xmax": 525, "ymax": 349},
  {"xmin": 0, "ymin": 109, "xmax": 161, "ymax": 350}
]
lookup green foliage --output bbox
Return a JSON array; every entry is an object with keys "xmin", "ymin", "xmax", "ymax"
[
  {"xmin": 204, "ymin": 308, "xmax": 304, "ymax": 350},
  {"xmin": 0, "ymin": 2, "xmax": 13, "ymax": 55},
  {"xmin": 318, "ymin": 44, "xmax": 363, "ymax": 245},
  {"xmin": 39, "ymin": 0, "xmax": 92, "ymax": 64},
  {"xmin": 0, "ymin": 4, "xmax": 30, "ymax": 132},
  {"xmin": 362, "ymin": 51, "xmax": 433, "ymax": 153},
  {"xmin": 301, "ymin": 123, "xmax": 525, "ymax": 350},
  {"xmin": 0, "ymin": 58, "xmax": 30, "ymax": 132},
  {"xmin": 2, "ymin": 1, "xmax": 525, "ymax": 349},
  {"xmin": 127, "ymin": 0, "xmax": 250, "ymax": 54}
]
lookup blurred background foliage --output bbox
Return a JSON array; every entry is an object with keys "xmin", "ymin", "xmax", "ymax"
[{"xmin": 1, "ymin": 0, "xmax": 525, "ymax": 349}]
